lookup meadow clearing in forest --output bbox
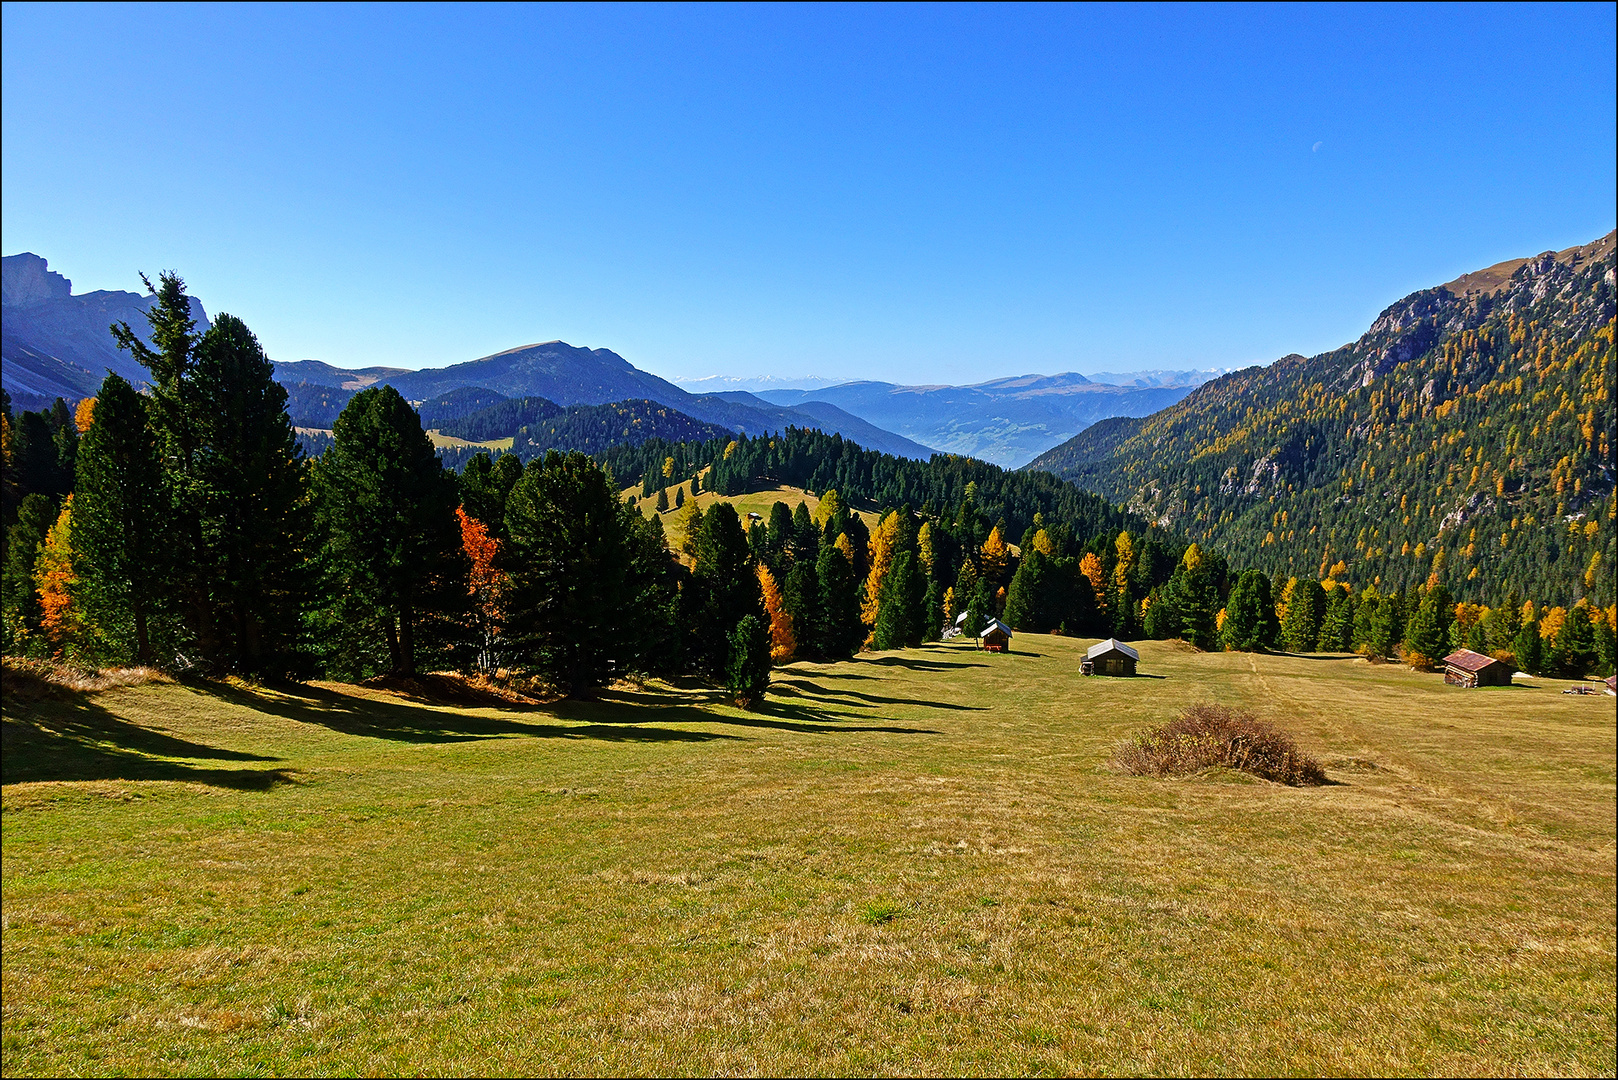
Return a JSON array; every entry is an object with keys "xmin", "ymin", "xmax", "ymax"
[{"xmin": 2, "ymin": 637, "xmax": 1613, "ymax": 1075}]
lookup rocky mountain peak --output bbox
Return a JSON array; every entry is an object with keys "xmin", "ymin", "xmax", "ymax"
[{"xmin": 2, "ymin": 253, "xmax": 73, "ymax": 307}]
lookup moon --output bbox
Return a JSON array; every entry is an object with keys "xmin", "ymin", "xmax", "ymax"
[{"xmin": 1312, "ymin": 141, "xmax": 1323, "ymax": 152}]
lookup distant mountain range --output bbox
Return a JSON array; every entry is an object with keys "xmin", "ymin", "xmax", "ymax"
[
  {"xmin": 0, "ymin": 252, "xmax": 1229, "ymax": 469},
  {"xmin": 273, "ymin": 340, "xmax": 938, "ymax": 460},
  {"xmin": 758, "ymin": 373, "xmax": 1198, "ymax": 467},
  {"xmin": 1027, "ymin": 231, "xmax": 1617, "ymax": 607},
  {"xmin": 1, "ymin": 253, "xmax": 209, "ymax": 410}
]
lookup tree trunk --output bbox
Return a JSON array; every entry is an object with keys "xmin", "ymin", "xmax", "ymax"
[
  {"xmin": 383, "ymin": 616, "xmax": 401, "ymax": 675},
  {"xmin": 133, "ymin": 603, "xmax": 151, "ymax": 665},
  {"xmin": 397, "ymin": 604, "xmax": 416, "ymax": 677}
]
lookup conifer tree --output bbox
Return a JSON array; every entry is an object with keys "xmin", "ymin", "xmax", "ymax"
[
  {"xmin": 814, "ymin": 538, "xmax": 863, "ymax": 660},
  {"xmin": 979, "ymin": 525, "xmax": 1010, "ymax": 588},
  {"xmin": 186, "ymin": 313, "xmax": 310, "ymax": 673},
  {"xmin": 2, "ymin": 494, "xmax": 56, "ymax": 650},
  {"xmin": 686, "ymin": 503, "xmax": 766, "ymax": 682},
  {"xmin": 1078, "ymin": 552, "xmax": 1107, "ymax": 621},
  {"xmin": 675, "ymin": 485, "xmax": 685, "ymax": 508},
  {"xmin": 72, "ymin": 374, "xmax": 167, "ymax": 663},
  {"xmin": 1176, "ymin": 544, "xmax": 1220, "ymax": 650},
  {"xmin": 1401, "ymin": 583, "xmax": 1453, "ymax": 668},
  {"xmin": 1512, "ymin": 618, "xmax": 1543, "ymax": 675},
  {"xmin": 790, "ymin": 501, "xmax": 819, "ymax": 566},
  {"xmin": 655, "ymin": 487, "xmax": 670, "ymax": 513},
  {"xmin": 504, "ymin": 451, "xmax": 634, "ymax": 696},
  {"xmin": 1280, "ymin": 579, "xmax": 1327, "ymax": 652},
  {"xmin": 783, "ymin": 559, "xmax": 822, "ymax": 657},
  {"xmin": 1004, "ymin": 548, "xmax": 1054, "ymax": 632},
  {"xmin": 459, "ymin": 451, "xmax": 524, "ymax": 539},
  {"xmin": 726, "ymin": 614, "xmax": 772, "ymax": 709},
  {"xmin": 873, "ymin": 550, "xmax": 925, "ymax": 649},
  {"xmin": 1552, "ymin": 602, "xmax": 1597, "ymax": 678},
  {"xmin": 1222, "ymin": 569, "xmax": 1278, "ymax": 652},
  {"xmin": 766, "ymin": 501, "xmax": 794, "ymax": 570},
  {"xmin": 314, "ymin": 386, "xmax": 466, "ymax": 677}
]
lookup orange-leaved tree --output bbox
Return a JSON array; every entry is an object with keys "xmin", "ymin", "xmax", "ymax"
[
  {"xmin": 34, "ymin": 495, "xmax": 81, "ymax": 658},
  {"xmin": 757, "ymin": 564, "xmax": 796, "ymax": 661},
  {"xmin": 458, "ymin": 507, "xmax": 506, "ymax": 673}
]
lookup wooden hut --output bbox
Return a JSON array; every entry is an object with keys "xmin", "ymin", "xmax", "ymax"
[
  {"xmin": 979, "ymin": 618, "xmax": 1013, "ymax": 653},
  {"xmin": 1083, "ymin": 638, "xmax": 1138, "ymax": 676},
  {"xmin": 1442, "ymin": 649, "xmax": 1512, "ymax": 688}
]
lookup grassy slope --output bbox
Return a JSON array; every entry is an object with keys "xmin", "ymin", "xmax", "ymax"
[
  {"xmin": 623, "ymin": 475, "xmax": 881, "ymax": 552},
  {"xmin": 427, "ymin": 431, "xmax": 515, "ymax": 452},
  {"xmin": 2, "ymin": 640, "xmax": 1614, "ymax": 1075}
]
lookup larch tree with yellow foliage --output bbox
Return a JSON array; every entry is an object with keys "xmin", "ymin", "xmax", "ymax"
[
  {"xmin": 34, "ymin": 496, "xmax": 80, "ymax": 658},
  {"xmin": 757, "ymin": 563, "xmax": 796, "ymax": 661}
]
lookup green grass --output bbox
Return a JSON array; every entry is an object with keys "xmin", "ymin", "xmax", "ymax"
[
  {"xmin": 3, "ymin": 639, "xmax": 1614, "ymax": 1074},
  {"xmin": 624, "ymin": 475, "xmax": 881, "ymax": 552}
]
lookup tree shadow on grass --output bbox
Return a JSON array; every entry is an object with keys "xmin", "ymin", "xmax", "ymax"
[
  {"xmin": 201, "ymin": 681, "xmax": 740, "ymax": 745},
  {"xmin": 591, "ymin": 686, "xmax": 941, "ymax": 736},
  {"xmin": 2, "ymin": 696, "xmax": 295, "ymax": 790},
  {"xmin": 770, "ymin": 676, "xmax": 985, "ymax": 712},
  {"xmin": 854, "ymin": 655, "xmax": 989, "ymax": 671}
]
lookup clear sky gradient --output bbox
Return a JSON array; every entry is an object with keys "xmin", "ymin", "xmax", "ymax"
[{"xmin": 4, "ymin": 3, "xmax": 1614, "ymax": 384}]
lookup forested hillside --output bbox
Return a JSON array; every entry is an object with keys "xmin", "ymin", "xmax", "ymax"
[
  {"xmin": 599, "ymin": 427, "xmax": 1145, "ymax": 551},
  {"xmin": 1030, "ymin": 233, "xmax": 1616, "ymax": 611}
]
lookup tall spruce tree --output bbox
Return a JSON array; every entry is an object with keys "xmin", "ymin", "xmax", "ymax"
[
  {"xmin": 313, "ymin": 386, "xmax": 467, "ymax": 677},
  {"xmin": 782, "ymin": 559, "xmax": 823, "ymax": 658},
  {"xmin": 873, "ymin": 549, "xmax": 926, "ymax": 649},
  {"xmin": 1401, "ymin": 584, "xmax": 1454, "ymax": 668},
  {"xmin": 72, "ymin": 374, "xmax": 167, "ymax": 664},
  {"xmin": 1221, "ymin": 569, "xmax": 1276, "ymax": 652},
  {"xmin": 1280, "ymin": 579, "xmax": 1327, "ymax": 653},
  {"xmin": 726, "ymin": 614, "xmax": 772, "ymax": 709},
  {"xmin": 2, "ymin": 493, "xmax": 56, "ymax": 651},
  {"xmin": 186, "ymin": 314, "xmax": 310, "ymax": 673},
  {"xmin": 814, "ymin": 539, "xmax": 863, "ymax": 660},
  {"xmin": 685, "ymin": 502, "xmax": 765, "ymax": 682},
  {"xmin": 1512, "ymin": 619, "xmax": 1544, "ymax": 675},
  {"xmin": 1552, "ymin": 603, "xmax": 1597, "ymax": 678},
  {"xmin": 504, "ymin": 451, "xmax": 634, "ymax": 696}
]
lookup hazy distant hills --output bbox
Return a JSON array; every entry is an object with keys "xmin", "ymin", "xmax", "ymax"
[
  {"xmin": 758, "ymin": 373, "xmax": 1200, "ymax": 467},
  {"xmin": 273, "ymin": 340, "xmax": 939, "ymax": 460},
  {"xmin": 1, "ymin": 253, "xmax": 209, "ymax": 410},
  {"xmin": 1028, "ymin": 231, "xmax": 1617, "ymax": 606}
]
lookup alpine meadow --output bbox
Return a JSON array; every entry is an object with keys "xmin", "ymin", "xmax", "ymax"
[{"xmin": 3, "ymin": 4, "xmax": 1615, "ymax": 1077}]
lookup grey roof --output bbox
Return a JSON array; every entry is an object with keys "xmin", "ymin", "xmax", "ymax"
[
  {"xmin": 1086, "ymin": 638, "xmax": 1139, "ymax": 661},
  {"xmin": 980, "ymin": 618, "xmax": 1013, "ymax": 637},
  {"xmin": 955, "ymin": 610, "xmax": 972, "ymax": 625}
]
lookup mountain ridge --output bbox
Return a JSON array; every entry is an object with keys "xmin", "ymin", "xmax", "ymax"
[{"xmin": 1028, "ymin": 231, "xmax": 1617, "ymax": 607}]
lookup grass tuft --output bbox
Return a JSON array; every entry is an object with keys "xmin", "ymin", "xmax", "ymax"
[
  {"xmin": 858, "ymin": 900, "xmax": 902, "ymax": 925},
  {"xmin": 1114, "ymin": 703, "xmax": 1326, "ymax": 786}
]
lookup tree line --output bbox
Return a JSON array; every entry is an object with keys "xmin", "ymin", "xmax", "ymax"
[{"xmin": 5, "ymin": 272, "xmax": 1614, "ymax": 693}]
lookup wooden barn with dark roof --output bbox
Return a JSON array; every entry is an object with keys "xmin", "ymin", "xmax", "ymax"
[{"xmin": 1442, "ymin": 649, "xmax": 1512, "ymax": 688}]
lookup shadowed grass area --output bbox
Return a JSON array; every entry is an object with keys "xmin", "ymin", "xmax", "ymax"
[{"xmin": 2, "ymin": 637, "xmax": 1613, "ymax": 1075}]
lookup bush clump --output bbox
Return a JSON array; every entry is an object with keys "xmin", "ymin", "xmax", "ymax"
[{"xmin": 1114, "ymin": 703, "xmax": 1325, "ymax": 786}]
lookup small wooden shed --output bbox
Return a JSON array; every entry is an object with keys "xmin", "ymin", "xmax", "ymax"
[
  {"xmin": 979, "ymin": 618, "xmax": 1013, "ymax": 653},
  {"xmin": 1084, "ymin": 638, "xmax": 1138, "ymax": 676},
  {"xmin": 1442, "ymin": 649, "xmax": 1512, "ymax": 687}
]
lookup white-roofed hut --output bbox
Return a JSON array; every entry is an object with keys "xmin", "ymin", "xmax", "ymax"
[{"xmin": 1083, "ymin": 638, "xmax": 1139, "ymax": 676}]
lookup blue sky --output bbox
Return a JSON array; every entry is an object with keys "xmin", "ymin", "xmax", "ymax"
[{"xmin": 3, "ymin": 3, "xmax": 1613, "ymax": 385}]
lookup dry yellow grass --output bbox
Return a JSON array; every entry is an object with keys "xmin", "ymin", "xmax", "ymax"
[
  {"xmin": 426, "ymin": 430, "xmax": 515, "ymax": 451},
  {"xmin": 2, "ymin": 637, "xmax": 1613, "ymax": 1074}
]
